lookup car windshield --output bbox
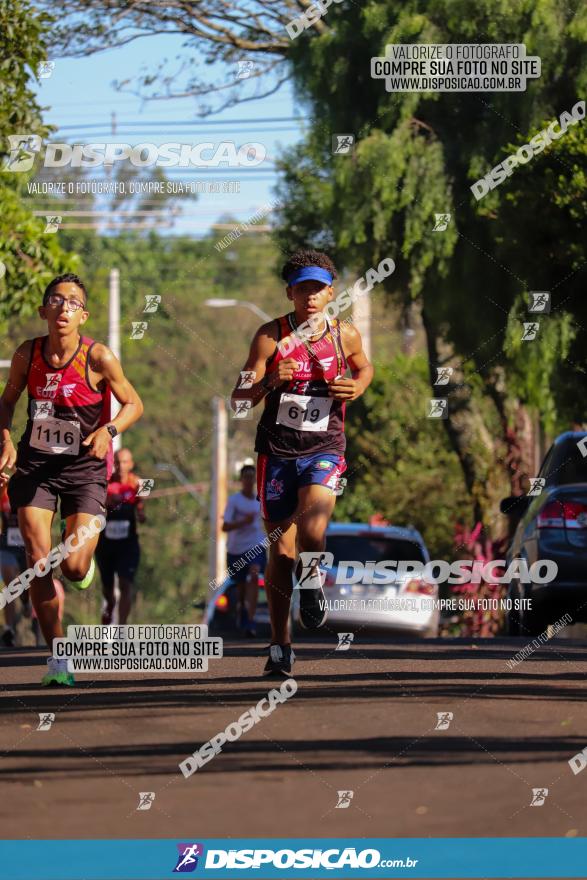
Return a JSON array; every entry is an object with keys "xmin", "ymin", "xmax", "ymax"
[
  {"xmin": 548, "ymin": 441, "xmax": 587, "ymax": 485},
  {"xmin": 325, "ymin": 534, "xmax": 425, "ymax": 564}
]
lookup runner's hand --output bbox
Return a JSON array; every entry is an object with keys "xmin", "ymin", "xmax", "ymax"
[
  {"xmin": 270, "ymin": 358, "xmax": 298, "ymax": 387},
  {"xmin": 82, "ymin": 426, "xmax": 111, "ymax": 459},
  {"xmin": 0, "ymin": 471, "xmax": 10, "ymax": 489},
  {"xmin": 328, "ymin": 376, "xmax": 358, "ymax": 400},
  {"xmin": 0, "ymin": 438, "xmax": 16, "ymax": 471}
]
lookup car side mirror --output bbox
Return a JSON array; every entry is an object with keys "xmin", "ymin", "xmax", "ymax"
[{"xmin": 499, "ymin": 495, "xmax": 531, "ymax": 516}]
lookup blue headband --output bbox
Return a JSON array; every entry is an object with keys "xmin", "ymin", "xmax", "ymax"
[{"xmin": 287, "ymin": 266, "xmax": 333, "ymax": 287}]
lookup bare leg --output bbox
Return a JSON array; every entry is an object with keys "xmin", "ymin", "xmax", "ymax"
[
  {"xmin": 295, "ymin": 484, "xmax": 337, "ymax": 557},
  {"xmin": 245, "ymin": 564, "xmax": 260, "ymax": 625},
  {"xmin": 2, "ymin": 561, "xmax": 20, "ymax": 632},
  {"xmin": 235, "ymin": 580, "xmax": 246, "ymax": 628},
  {"xmin": 17, "ymin": 507, "xmax": 59, "ymax": 651},
  {"xmin": 100, "ymin": 571, "xmax": 116, "ymax": 625},
  {"xmin": 294, "ymin": 484, "xmax": 337, "ymax": 629},
  {"xmin": 117, "ymin": 577, "xmax": 133, "ymax": 625},
  {"xmin": 263, "ymin": 519, "xmax": 296, "ymax": 645},
  {"xmin": 60, "ymin": 512, "xmax": 101, "ymax": 581}
]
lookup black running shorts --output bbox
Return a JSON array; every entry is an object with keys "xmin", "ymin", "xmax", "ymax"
[{"xmin": 8, "ymin": 471, "xmax": 107, "ymax": 519}]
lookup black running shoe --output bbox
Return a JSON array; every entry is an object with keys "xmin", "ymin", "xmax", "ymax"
[
  {"xmin": 298, "ymin": 567, "xmax": 328, "ymax": 630},
  {"xmin": 1, "ymin": 627, "xmax": 16, "ymax": 647},
  {"xmin": 263, "ymin": 644, "xmax": 295, "ymax": 677}
]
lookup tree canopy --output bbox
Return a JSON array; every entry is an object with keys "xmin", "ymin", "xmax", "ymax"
[{"xmin": 0, "ymin": 0, "xmax": 74, "ymax": 329}]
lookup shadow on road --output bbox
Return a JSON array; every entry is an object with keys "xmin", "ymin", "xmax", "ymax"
[{"xmin": 1, "ymin": 731, "xmax": 584, "ymax": 782}]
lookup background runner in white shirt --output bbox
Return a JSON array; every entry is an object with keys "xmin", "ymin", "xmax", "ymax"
[{"xmin": 222, "ymin": 464, "xmax": 266, "ymax": 636}]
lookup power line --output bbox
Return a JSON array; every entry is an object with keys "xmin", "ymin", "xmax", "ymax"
[
  {"xmin": 26, "ymin": 201, "xmax": 271, "ymax": 210},
  {"xmin": 56, "ymin": 116, "xmax": 302, "ymax": 131},
  {"xmin": 51, "ymin": 127, "xmax": 297, "ymax": 138}
]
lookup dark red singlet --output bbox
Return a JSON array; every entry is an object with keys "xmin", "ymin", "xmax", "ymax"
[
  {"xmin": 254, "ymin": 314, "xmax": 347, "ymax": 459},
  {"xmin": 16, "ymin": 335, "xmax": 112, "ymax": 480}
]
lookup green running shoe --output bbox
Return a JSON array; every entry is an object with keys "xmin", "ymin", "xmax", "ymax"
[
  {"xmin": 65, "ymin": 556, "xmax": 96, "ymax": 592},
  {"xmin": 41, "ymin": 657, "xmax": 74, "ymax": 687}
]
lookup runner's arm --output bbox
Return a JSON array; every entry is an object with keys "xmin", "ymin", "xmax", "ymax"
[
  {"xmin": 132, "ymin": 474, "xmax": 146, "ymax": 523},
  {"xmin": 221, "ymin": 496, "xmax": 253, "ymax": 532},
  {"xmin": 84, "ymin": 344, "xmax": 144, "ymax": 459},
  {"xmin": 328, "ymin": 324, "xmax": 373, "ymax": 401},
  {"xmin": 0, "ymin": 341, "xmax": 31, "ymax": 471},
  {"xmin": 222, "ymin": 516, "xmax": 255, "ymax": 532},
  {"xmin": 136, "ymin": 499, "xmax": 146, "ymax": 524},
  {"xmin": 230, "ymin": 321, "xmax": 283, "ymax": 410}
]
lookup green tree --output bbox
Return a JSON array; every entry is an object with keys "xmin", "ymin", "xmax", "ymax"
[
  {"xmin": 336, "ymin": 354, "xmax": 473, "ymax": 559},
  {"xmin": 34, "ymin": 0, "xmax": 587, "ymax": 535},
  {"xmin": 0, "ymin": 0, "xmax": 73, "ymax": 329},
  {"xmin": 271, "ymin": 0, "xmax": 586, "ymax": 526}
]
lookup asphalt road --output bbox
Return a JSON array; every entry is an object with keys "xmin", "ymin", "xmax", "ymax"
[{"xmin": 1, "ymin": 636, "xmax": 586, "ymax": 842}]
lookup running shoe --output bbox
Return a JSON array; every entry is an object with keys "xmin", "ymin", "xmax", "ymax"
[
  {"xmin": 297, "ymin": 563, "xmax": 328, "ymax": 630},
  {"xmin": 1, "ymin": 626, "xmax": 16, "ymax": 647},
  {"xmin": 263, "ymin": 643, "xmax": 295, "ymax": 677},
  {"xmin": 64, "ymin": 556, "xmax": 96, "ymax": 592},
  {"xmin": 41, "ymin": 657, "xmax": 74, "ymax": 687},
  {"xmin": 21, "ymin": 593, "xmax": 32, "ymax": 618}
]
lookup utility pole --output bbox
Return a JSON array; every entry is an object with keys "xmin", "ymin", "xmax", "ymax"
[
  {"xmin": 209, "ymin": 396, "xmax": 228, "ymax": 587},
  {"xmin": 352, "ymin": 294, "xmax": 371, "ymax": 362},
  {"xmin": 108, "ymin": 268, "xmax": 121, "ymax": 451}
]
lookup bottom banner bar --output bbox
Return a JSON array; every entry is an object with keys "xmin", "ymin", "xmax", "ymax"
[{"xmin": 1, "ymin": 837, "xmax": 586, "ymax": 879}]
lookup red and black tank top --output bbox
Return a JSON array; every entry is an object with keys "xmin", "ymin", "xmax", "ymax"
[
  {"xmin": 254, "ymin": 314, "xmax": 347, "ymax": 459},
  {"xmin": 0, "ymin": 487, "xmax": 24, "ymax": 550},
  {"xmin": 16, "ymin": 335, "xmax": 111, "ymax": 479},
  {"xmin": 101, "ymin": 477, "xmax": 141, "ymax": 542}
]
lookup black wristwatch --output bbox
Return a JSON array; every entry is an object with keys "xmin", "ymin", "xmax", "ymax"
[{"xmin": 106, "ymin": 423, "xmax": 118, "ymax": 439}]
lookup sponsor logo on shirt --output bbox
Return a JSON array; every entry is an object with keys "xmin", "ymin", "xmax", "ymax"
[
  {"xmin": 294, "ymin": 356, "xmax": 334, "ymax": 375},
  {"xmin": 35, "ymin": 373, "xmax": 76, "ymax": 399},
  {"xmin": 36, "ymin": 372, "xmax": 62, "ymax": 398}
]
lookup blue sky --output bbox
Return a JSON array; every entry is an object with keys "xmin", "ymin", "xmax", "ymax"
[{"xmin": 34, "ymin": 33, "xmax": 303, "ymax": 236}]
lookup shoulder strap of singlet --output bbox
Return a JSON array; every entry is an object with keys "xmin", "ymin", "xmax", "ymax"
[
  {"xmin": 26, "ymin": 337, "xmax": 41, "ymax": 385},
  {"xmin": 29, "ymin": 337, "xmax": 39, "ymax": 366},
  {"xmin": 276, "ymin": 315, "xmax": 290, "ymax": 340},
  {"xmin": 266, "ymin": 315, "xmax": 290, "ymax": 366},
  {"xmin": 332, "ymin": 318, "xmax": 346, "ymax": 358},
  {"xmin": 325, "ymin": 317, "xmax": 347, "ymax": 374},
  {"xmin": 80, "ymin": 336, "xmax": 103, "ymax": 393},
  {"xmin": 80, "ymin": 335, "xmax": 95, "ymax": 358}
]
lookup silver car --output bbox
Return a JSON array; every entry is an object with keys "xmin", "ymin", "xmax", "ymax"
[{"xmin": 291, "ymin": 522, "xmax": 439, "ymax": 637}]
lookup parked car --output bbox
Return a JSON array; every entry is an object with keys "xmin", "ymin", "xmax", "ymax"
[
  {"xmin": 291, "ymin": 522, "xmax": 439, "ymax": 637},
  {"xmin": 206, "ymin": 575, "xmax": 271, "ymax": 638},
  {"xmin": 500, "ymin": 431, "xmax": 587, "ymax": 635}
]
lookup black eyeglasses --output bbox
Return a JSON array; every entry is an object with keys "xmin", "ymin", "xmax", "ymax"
[{"xmin": 45, "ymin": 293, "xmax": 86, "ymax": 312}]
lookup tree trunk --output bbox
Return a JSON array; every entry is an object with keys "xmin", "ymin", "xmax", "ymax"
[
  {"xmin": 484, "ymin": 367, "xmax": 536, "ymax": 496},
  {"xmin": 421, "ymin": 304, "xmax": 494, "ymax": 525},
  {"xmin": 483, "ymin": 367, "xmax": 537, "ymax": 546}
]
